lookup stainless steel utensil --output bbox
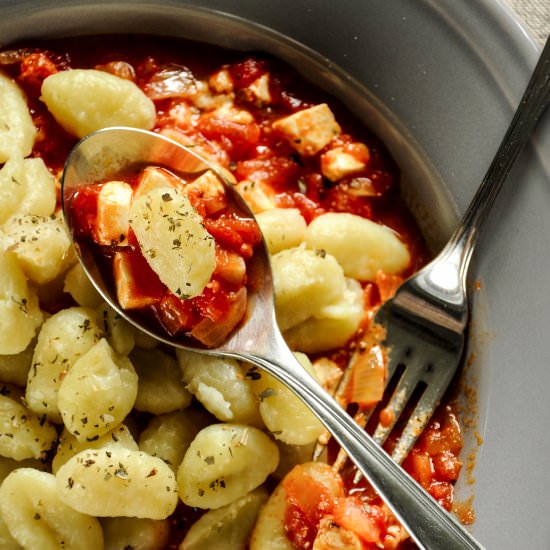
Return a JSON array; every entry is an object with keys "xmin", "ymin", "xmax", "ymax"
[
  {"xmin": 62, "ymin": 126, "xmax": 485, "ymax": 550},
  {"xmin": 368, "ymin": 34, "xmax": 550, "ymax": 464}
]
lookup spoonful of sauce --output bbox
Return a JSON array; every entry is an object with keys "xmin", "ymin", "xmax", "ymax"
[{"xmin": 62, "ymin": 126, "xmax": 484, "ymax": 550}]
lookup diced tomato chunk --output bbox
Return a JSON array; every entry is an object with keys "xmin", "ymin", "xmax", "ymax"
[
  {"xmin": 428, "ymin": 481, "xmax": 454, "ymax": 511},
  {"xmin": 191, "ymin": 286, "xmax": 247, "ymax": 347},
  {"xmin": 229, "ymin": 57, "xmax": 268, "ymax": 89},
  {"xmin": 213, "ymin": 247, "xmax": 246, "ymax": 286},
  {"xmin": 154, "ymin": 292, "xmax": 198, "ymax": 335},
  {"xmin": 405, "ymin": 450, "xmax": 434, "ymax": 489},
  {"xmin": 433, "ymin": 451, "xmax": 462, "ymax": 482},
  {"xmin": 203, "ymin": 214, "xmax": 262, "ymax": 258},
  {"xmin": 283, "ymin": 466, "xmax": 339, "ymax": 549},
  {"xmin": 234, "ymin": 156, "xmax": 301, "ymax": 191},
  {"xmin": 198, "ymin": 115, "xmax": 261, "ymax": 158},
  {"xmin": 332, "ymin": 497, "xmax": 386, "ymax": 544},
  {"xmin": 18, "ymin": 52, "xmax": 58, "ymax": 93},
  {"xmin": 70, "ymin": 186, "xmax": 101, "ymax": 239}
]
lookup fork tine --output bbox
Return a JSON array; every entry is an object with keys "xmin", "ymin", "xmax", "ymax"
[
  {"xmin": 372, "ymin": 359, "xmax": 424, "ymax": 446},
  {"xmin": 391, "ymin": 355, "xmax": 460, "ymax": 463},
  {"xmin": 391, "ymin": 377, "xmax": 450, "ymax": 464}
]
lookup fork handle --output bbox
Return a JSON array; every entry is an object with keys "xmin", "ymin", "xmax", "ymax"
[
  {"xmin": 437, "ymin": 36, "xmax": 550, "ymax": 287},
  {"xmin": 229, "ymin": 329, "xmax": 485, "ymax": 550}
]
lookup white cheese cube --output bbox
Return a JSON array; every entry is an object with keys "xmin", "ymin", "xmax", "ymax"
[
  {"xmin": 248, "ymin": 74, "xmax": 272, "ymax": 104},
  {"xmin": 272, "ymin": 103, "xmax": 341, "ymax": 156},
  {"xmin": 321, "ymin": 144, "xmax": 369, "ymax": 181},
  {"xmin": 96, "ymin": 180, "xmax": 133, "ymax": 245},
  {"xmin": 235, "ymin": 180, "xmax": 277, "ymax": 214}
]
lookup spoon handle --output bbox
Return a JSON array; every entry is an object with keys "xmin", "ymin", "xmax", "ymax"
[{"xmin": 228, "ymin": 328, "xmax": 484, "ymax": 550}]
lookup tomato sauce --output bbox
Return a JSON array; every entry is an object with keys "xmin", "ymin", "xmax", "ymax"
[{"xmin": 1, "ymin": 35, "xmax": 463, "ymax": 549}]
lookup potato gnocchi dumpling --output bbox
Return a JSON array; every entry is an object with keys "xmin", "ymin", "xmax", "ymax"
[
  {"xmin": 97, "ymin": 302, "xmax": 136, "ymax": 356},
  {"xmin": 41, "ymin": 69, "xmax": 156, "ymax": 138},
  {"xmin": 131, "ymin": 347, "xmax": 192, "ymax": 414},
  {"xmin": 0, "ymin": 157, "xmax": 55, "ymax": 224},
  {"xmin": 0, "ymin": 388, "xmax": 57, "ymax": 461},
  {"xmin": 52, "ymin": 424, "xmax": 138, "ymax": 474},
  {"xmin": 255, "ymin": 208, "xmax": 306, "ymax": 254},
  {"xmin": 272, "ymin": 246, "xmax": 347, "ymax": 332},
  {"xmin": 56, "ymin": 448, "xmax": 178, "ymax": 519},
  {"xmin": 0, "ymin": 468, "xmax": 104, "ymax": 550},
  {"xmin": 284, "ymin": 278, "xmax": 364, "ymax": 353},
  {"xmin": 63, "ymin": 263, "xmax": 103, "ymax": 308},
  {"xmin": 0, "ymin": 337, "xmax": 35, "ymax": 386},
  {"xmin": 129, "ymin": 186, "xmax": 216, "ymax": 300},
  {"xmin": 0, "ymin": 515, "xmax": 19, "ymax": 550},
  {"xmin": 250, "ymin": 353, "xmax": 324, "ymax": 446},
  {"xmin": 0, "ymin": 72, "xmax": 35, "ymax": 163},
  {"xmin": 177, "ymin": 424, "xmax": 279, "ymax": 509},
  {"xmin": 3, "ymin": 213, "xmax": 75, "ymax": 284},
  {"xmin": 138, "ymin": 408, "xmax": 212, "ymax": 470},
  {"xmin": 305, "ymin": 212, "xmax": 411, "ymax": 281},
  {"xmin": 101, "ymin": 516, "xmax": 170, "ymax": 550},
  {"xmin": 181, "ymin": 487, "xmax": 268, "ymax": 550},
  {"xmin": 0, "ymin": 249, "xmax": 43, "ymax": 355},
  {"xmin": 25, "ymin": 307, "xmax": 103, "ymax": 422},
  {"xmin": 57, "ymin": 338, "xmax": 138, "ymax": 441},
  {"xmin": 178, "ymin": 350, "xmax": 262, "ymax": 427}
]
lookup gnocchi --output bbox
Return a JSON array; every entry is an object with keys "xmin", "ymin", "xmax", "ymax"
[
  {"xmin": 101, "ymin": 517, "xmax": 170, "ymax": 550},
  {"xmin": 284, "ymin": 278, "xmax": 364, "ymax": 353},
  {"xmin": 0, "ymin": 337, "xmax": 35, "ymax": 386},
  {"xmin": 249, "ymin": 353, "xmax": 324, "ymax": 445},
  {"xmin": 0, "ymin": 72, "xmax": 35, "ymax": 163},
  {"xmin": 304, "ymin": 212, "xmax": 411, "ymax": 281},
  {"xmin": 97, "ymin": 302, "xmax": 136, "ymax": 356},
  {"xmin": 41, "ymin": 69, "xmax": 156, "ymax": 138},
  {"xmin": 177, "ymin": 424, "xmax": 279, "ymax": 509},
  {"xmin": 0, "ymin": 156, "xmax": 55, "ymax": 224},
  {"xmin": 56, "ymin": 448, "xmax": 178, "ymax": 519},
  {"xmin": 138, "ymin": 408, "xmax": 212, "ymax": 470},
  {"xmin": 129, "ymin": 185, "xmax": 216, "ymax": 300},
  {"xmin": 178, "ymin": 350, "xmax": 262, "ymax": 427},
  {"xmin": 52, "ymin": 424, "xmax": 138, "ymax": 474},
  {"xmin": 181, "ymin": 487, "xmax": 268, "ymax": 550},
  {"xmin": 0, "ymin": 249, "xmax": 43, "ymax": 355},
  {"xmin": 63, "ymin": 263, "xmax": 103, "ymax": 308},
  {"xmin": 0, "ymin": 468, "xmax": 103, "ymax": 550},
  {"xmin": 272, "ymin": 246, "xmax": 347, "ymax": 332},
  {"xmin": 3, "ymin": 213, "xmax": 75, "ymax": 284},
  {"xmin": 256, "ymin": 207, "xmax": 307, "ymax": 254},
  {"xmin": 0, "ymin": 385, "xmax": 57, "ymax": 461},
  {"xmin": 25, "ymin": 307, "xmax": 103, "ymax": 422},
  {"xmin": 131, "ymin": 347, "xmax": 192, "ymax": 414},
  {"xmin": 57, "ymin": 338, "xmax": 138, "ymax": 441}
]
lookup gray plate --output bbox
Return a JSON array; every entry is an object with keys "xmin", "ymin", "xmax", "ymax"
[{"xmin": 1, "ymin": 1, "xmax": 549, "ymax": 548}]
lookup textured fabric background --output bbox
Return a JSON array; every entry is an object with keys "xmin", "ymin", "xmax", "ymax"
[{"xmin": 506, "ymin": 0, "xmax": 549, "ymax": 45}]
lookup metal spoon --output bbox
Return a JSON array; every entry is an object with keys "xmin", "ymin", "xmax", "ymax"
[{"xmin": 62, "ymin": 126, "xmax": 484, "ymax": 550}]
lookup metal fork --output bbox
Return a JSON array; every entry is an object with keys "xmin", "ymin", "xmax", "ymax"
[{"xmin": 328, "ymin": 35, "xmax": 550, "ymax": 470}]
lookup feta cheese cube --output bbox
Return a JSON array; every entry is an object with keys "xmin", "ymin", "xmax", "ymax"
[
  {"xmin": 321, "ymin": 143, "xmax": 369, "ymax": 181},
  {"xmin": 96, "ymin": 181, "xmax": 133, "ymax": 245},
  {"xmin": 235, "ymin": 180, "xmax": 277, "ymax": 213},
  {"xmin": 272, "ymin": 103, "xmax": 341, "ymax": 156}
]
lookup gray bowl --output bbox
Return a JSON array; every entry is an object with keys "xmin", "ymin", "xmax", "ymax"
[{"xmin": 1, "ymin": 1, "xmax": 549, "ymax": 547}]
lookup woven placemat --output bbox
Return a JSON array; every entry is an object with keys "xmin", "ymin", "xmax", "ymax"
[{"xmin": 506, "ymin": 0, "xmax": 549, "ymax": 45}]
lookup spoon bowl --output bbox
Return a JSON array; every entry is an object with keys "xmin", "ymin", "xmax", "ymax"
[{"xmin": 62, "ymin": 126, "xmax": 484, "ymax": 550}]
